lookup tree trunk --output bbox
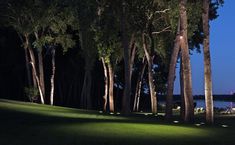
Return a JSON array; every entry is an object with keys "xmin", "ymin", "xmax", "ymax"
[
  {"xmin": 203, "ymin": 0, "xmax": 214, "ymax": 124},
  {"xmin": 79, "ymin": 28, "xmax": 94, "ymax": 110},
  {"xmin": 26, "ymin": 34, "xmax": 44, "ymax": 104},
  {"xmin": 179, "ymin": 0, "xmax": 194, "ymax": 122},
  {"xmin": 80, "ymin": 68, "xmax": 92, "ymax": 109},
  {"xmin": 38, "ymin": 52, "xmax": 45, "ymax": 98},
  {"xmin": 180, "ymin": 56, "xmax": 185, "ymax": 120},
  {"xmin": 23, "ymin": 46, "xmax": 32, "ymax": 87},
  {"xmin": 107, "ymin": 61, "xmax": 114, "ymax": 112},
  {"xmin": 50, "ymin": 48, "xmax": 56, "ymax": 105},
  {"xmin": 133, "ymin": 58, "xmax": 147, "ymax": 112},
  {"xmin": 142, "ymin": 33, "xmax": 157, "ymax": 114},
  {"xmin": 121, "ymin": 2, "xmax": 131, "ymax": 114},
  {"xmin": 101, "ymin": 57, "xmax": 108, "ymax": 112},
  {"xmin": 34, "ymin": 32, "xmax": 45, "ymax": 99},
  {"xmin": 17, "ymin": 33, "xmax": 33, "ymax": 88},
  {"xmin": 130, "ymin": 36, "xmax": 136, "ymax": 78},
  {"xmin": 165, "ymin": 19, "xmax": 181, "ymax": 119}
]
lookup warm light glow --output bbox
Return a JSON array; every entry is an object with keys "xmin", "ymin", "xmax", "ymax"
[
  {"xmin": 180, "ymin": 36, "xmax": 183, "ymax": 39},
  {"xmin": 195, "ymin": 124, "xmax": 201, "ymax": 127},
  {"xmin": 173, "ymin": 120, "xmax": 179, "ymax": 124},
  {"xmin": 222, "ymin": 124, "xmax": 229, "ymax": 128}
]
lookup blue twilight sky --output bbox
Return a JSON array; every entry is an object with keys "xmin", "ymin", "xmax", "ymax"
[{"xmin": 174, "ymin": 0, "xmax": 235, "ymax": 95}]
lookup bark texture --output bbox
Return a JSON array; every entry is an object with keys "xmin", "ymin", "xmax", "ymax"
[
  {"xmin": 142, "ymin": 33, "xmax": 157, "ymax": 114},
  {"xmin": 179, "ymin": 0, "xmax": 194, "ymax": 122},
  {"xmin": 133, "ymin": 58, "xmax": 147, "ymax": 112},
  {"xmin": 180, "ymin": 57, "xmax": 185, "ymax": 120},
  {"xmin": 203, "ymin": 0, "xmax": 214, "ymax": 124},
  {"xmin": 26, "ymin": 34, "xmax": 44, "ymax": 104},
  {"xmin": 50, "ymin": 48, "xmax": 55, "ymax": 105},
  {"xmin": 121, "ymin": 2, "xmax": 131, "ymax": 114},
  {"xmin": 34, "ymin": 32, "xmax": 45, "ymax": 100},
  {"xmin": 107, "ymin": 62, "xmax": 114, "ymax": 112},
  {"xmin": 165, "ymin": 20, "xmax": 181, "ymax": 119},
  {"xmin": 101, "ymin": 57, "xmax": 108, "ymax": 111},
  {"xmin": 23, "ymin": 46, "xmax": 32, "ymax": 87}
]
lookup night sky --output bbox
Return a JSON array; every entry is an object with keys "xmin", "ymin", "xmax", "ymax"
[{"xmin": 174, "ymin": 0, "xmax": 235, "ymax": 95}]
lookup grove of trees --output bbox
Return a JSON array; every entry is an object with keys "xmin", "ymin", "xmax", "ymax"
[{"xmin": 0, "ymin": 0, "xmax": 223, "ymax": 123}]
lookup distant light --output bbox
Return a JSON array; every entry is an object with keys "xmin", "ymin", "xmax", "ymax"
[
  {"xmin": 222, "ymin": 124, "xmax": 229, "ymax": 128},
  {"xmin": 144, "ymin": 113, "xmax": 149, "ymax": 116},
  {"xmin": 200, "ymin": 122, "xmax": 205, "ymax": 125},
  {"xmin": 195, "ymin": 124, "xmax": 201, "ymax": 127},
  {"xmin": 173, "ymin": 120, "xmax": 179, "ymax": 124},
  {"xmin": 180, "ymin": 36, "xmax": 183, "ymax": 39}
]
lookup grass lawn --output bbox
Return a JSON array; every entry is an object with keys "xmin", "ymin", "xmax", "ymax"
[{"xmin": 0, "ymin": 99, "xmax": 235, "ymax": 145}]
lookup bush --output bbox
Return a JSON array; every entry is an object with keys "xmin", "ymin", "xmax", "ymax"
[{"xmin": 24, "ymin": 86, "xmax": 39, "ymax": 102}]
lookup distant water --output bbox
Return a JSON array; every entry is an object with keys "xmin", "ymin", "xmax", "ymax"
[
  {"xmin": 159, "ymin": 100, "xmax": 235, "ymax": 109},
  {"xmin": 196, "ymin": 100, "xmax": 235, "ymax": 109}
]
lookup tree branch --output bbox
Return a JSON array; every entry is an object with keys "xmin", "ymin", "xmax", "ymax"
[{"xmin": 152, "ymin": 26, "xmax": 171, "ymax": 35}]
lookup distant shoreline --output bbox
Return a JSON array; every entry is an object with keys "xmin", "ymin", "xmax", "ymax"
[{"xmin": 158, "ymin": 94, "xmax": 235, "ymax": 101}]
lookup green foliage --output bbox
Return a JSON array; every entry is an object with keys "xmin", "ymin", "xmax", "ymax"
[
  {"xmin": 93, "ymin": 0, "xmax": 122, "ymax": 65},
  {"xmin": 30, "ymin": 0, "xmax": 78, "ymax": 52},
  {"xmin": 24, "ymin": 86, "xmax": 39, "ymax": 102}
]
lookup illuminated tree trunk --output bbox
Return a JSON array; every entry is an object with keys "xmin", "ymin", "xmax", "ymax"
[
  {"xmin": 165, "ymin": 20, "xmax": 181, "ymax": 119},
  {"xmin": 180, "ymin": 56, "xmax": 185, "ymax": 120},
  {"xmin": 133, "ymin": 58, "xmax": 147, "ymax": 112},
  {"xmin": 34, "ymin": 32, "xmax": 46, "ymax": 100},
  {"xmin": 130, "ymin": 38, "xmax": 136, "ymax": 79},
  {"xmin": 50, "ymin": 48, "xmax": 55, "ymax": 105},
  {"xmin": 179, "ymin": 0, "xmax": 194, "ymax": 122},
  {"xmin": 23, "ymin": 46, "xmax": 32, "ymax": 87},
  {"xmin": 19, "ymin": 33, "xmax": 35, "ymax": 87},
  {"xmin": 202, "ymin": 0, "xmax": 214, "ymax": 124},
  {"xmin": 107, "ymin": 61, "xmax": 114, "ymax": 112},
  {"xmin": 142, "ymin": 33, "xmax": 157, "ymax": 114},
  {"xmin": 101, "ymin": 57, "xmax": 108, "ymax": 112},
  {"xmin": 26, "ymin": 34, "xmax": 44, "ymax": 104}
]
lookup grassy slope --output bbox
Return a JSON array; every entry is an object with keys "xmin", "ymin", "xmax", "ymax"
[{"xmin": 0, "ymin": 99, "xmax": 235, "ymax": 145}]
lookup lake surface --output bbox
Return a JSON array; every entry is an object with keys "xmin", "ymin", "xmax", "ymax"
[
  {"xmin": 159, "ymin": 100, "xmax": 235, "ymax": 109},
  {"xmin": 195, "ymin": 100, "xmax": 235, "ymax": 109}
]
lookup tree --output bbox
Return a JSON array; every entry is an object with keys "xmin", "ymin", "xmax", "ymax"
[
  {"xmin": 165, "ymin": 19, "xmax": 181, "ymax": 119},
  {"xmin": 33, "ymin": 0, "xmax": 77, "ymax": 105},
  {"xmin": 95, "ymin": 0, "xmax": 123, "ymax": 112},
  {"xmin": 179, "ymin": 0, "xmax": 194, "ymax": 122},
  {"xmin": 133, "ymin": 57, "xmax": 147, "ymax": 112},
  {"xmin": 202, "ymin": 0, "xmax": 213, "ymax": 124},
  {"xmin": 165, "ymin": 0, "xmax": 204, "ymax": 119},
  {"xmin": 2, "ymin": 0, "xmax": 45, "ymax": 104},
  {"xmin": 77, "ymin": 0, "xmax": 98, "ymax": 109},
  {"xmin": 120, "ymin": 0, "xmax": 133, "ymax": 114}
]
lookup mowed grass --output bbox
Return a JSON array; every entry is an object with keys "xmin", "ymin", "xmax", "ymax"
[{"xmin": 0, "ymin": 99, "xmax": 235, "ymax": 145}]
